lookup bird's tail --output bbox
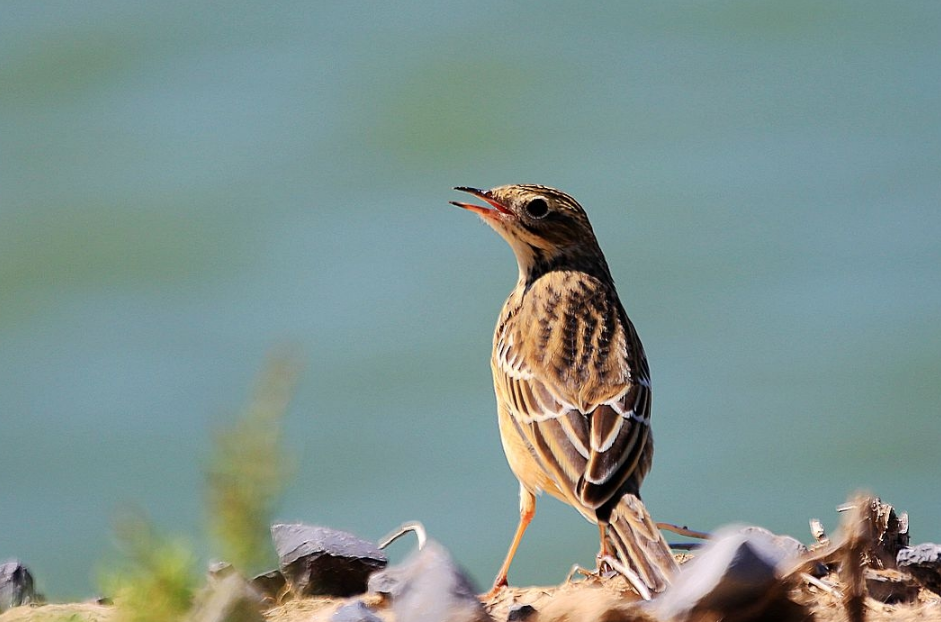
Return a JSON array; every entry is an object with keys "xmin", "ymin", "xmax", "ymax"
[{"xmin": 606, "ymin": 494, "xmax": 677, "ymax": 594}]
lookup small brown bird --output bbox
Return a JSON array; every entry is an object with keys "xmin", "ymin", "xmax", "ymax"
[{"xmin": 449, "ymin": 184, "xmax": 677, "ymax": 596}]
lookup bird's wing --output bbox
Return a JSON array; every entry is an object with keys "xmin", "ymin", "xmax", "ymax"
[
  {"xmin": 495, "ymin": 272, "xmax": 652, "ymax": 512},
  {"xmin": 493, "ymin": 348, "xmax": 590, "ymax": 500},
  {"xmin": 576, "ymin": 379, "xmax": 651, "ymax": 509}
]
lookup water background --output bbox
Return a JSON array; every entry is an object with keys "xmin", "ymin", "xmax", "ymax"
[{"xmin": 2, "ymin": 1, "xmax": 939, "ymax": 599}]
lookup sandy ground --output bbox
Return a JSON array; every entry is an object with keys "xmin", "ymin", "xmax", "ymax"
[{"xmin": 3, "ymin": 574, "xmax": 940, "ymax": 622}]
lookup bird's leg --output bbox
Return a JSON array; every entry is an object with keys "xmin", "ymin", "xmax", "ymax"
[
  {"xmin": 564, "ymin": 524, "xmax": 615, "ymax": 585},
  {"xmin": 595, "ymin": 522, "xmax": 615, "ymax": 574},
  {"xmin": 597, "ymin": 523, "xmax": 609, "ymax": 558},
  {"xmin": 485, "ymin": 487, "xmax": 535, "ymax": 600}
]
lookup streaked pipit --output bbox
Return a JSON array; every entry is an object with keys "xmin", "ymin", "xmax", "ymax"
[{"xmin": 449, "ymin": 184, "xmax": 677, "ymax": 595}]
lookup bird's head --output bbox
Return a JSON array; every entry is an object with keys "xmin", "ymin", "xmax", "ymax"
[{"xmin": 450, "ymin": 184, "xmax": 608, "ymax": 283}]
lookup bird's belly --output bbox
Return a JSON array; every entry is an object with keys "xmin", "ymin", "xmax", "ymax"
[{"xmin": 496, "ymin": 403, "xmax": 565, "ymax": 499}]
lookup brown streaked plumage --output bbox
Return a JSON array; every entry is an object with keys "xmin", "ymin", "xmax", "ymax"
[{"xmin": 449, "ymin": 184, "xmax": 677, "ymax": 596}]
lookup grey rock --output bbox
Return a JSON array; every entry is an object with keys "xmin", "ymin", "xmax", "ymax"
[
  {"xmin": 738, "ymin": 525, "xmax": 827, "ymax": 576},
  {"xmin": 368, "ymin": 539, "xmax": 490, "ymax": 622},
  {"xmin": 864, "ymin": 569, "xmax": 919, "ymax": 604},
  {"xmin": 738, "ymin": 526, "xmax": 807, "ymax": 560},
  {"xmin": 206, "ymin": 561, "xmax": 285, "ymax": 603},
  {"xmin": 207, "ymin": 561, "xmax": 235, "ymax": 580},
  {"xmin": 331, "ymin": 600, "xmax": 384, "ymax": 622},
  {"xmin": 272, "ymin": 523, "xmax": 387, "ymax": 597},
  {"xmin": 87, "ymin": 596, "xmax": 113, "ymax": 605},
  {"xmin": 366, "ymin": 568, "xmax": 400, "ymax": 597},
  {"xmin": 506, "ymin": 603, "xmax": 536, "ymax": 621},
  {"xmin": 652, "ymin": 526, "xmax": 802, "ymax": 621},
  {"xmin": 897, "ymin": 542, "xmax": 941, "ymax": 595},
  {"xmin": 0, "ymin": 560, "xmax": 36, "ymax": 612},
  {"xmin": 250, "ymin": 569, "xmax": 286, "ymax": 600},
  {"xmin": 187, "ymin": 572, "xmax": 265, "ymax": 622}
]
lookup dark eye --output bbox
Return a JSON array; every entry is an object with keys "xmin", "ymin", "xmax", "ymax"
[{"xmin": 524, "ymin": 197, "xmax": 549, "ymax": 219}]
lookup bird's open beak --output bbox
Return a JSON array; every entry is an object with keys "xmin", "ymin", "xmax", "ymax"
[{"xmin": 449, "ymin": 187, "xmax": 513, "ymax": 218}]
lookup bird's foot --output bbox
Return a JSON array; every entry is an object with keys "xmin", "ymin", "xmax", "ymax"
[
  {"xmin": 596, "ymin": 555, "xmax": 653, "ymax": 601},
  {"xmin": 481, "ymin": 579, "xmax": 508, "ymax": 602},
  {"xmin": 566, "ymin": 563, "xmax": 604, "ymax": 583}
]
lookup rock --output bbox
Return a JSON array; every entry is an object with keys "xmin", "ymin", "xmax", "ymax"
[
  {"xmin": 864, "ymin": 569, "xmax": 919, "ymax": 604},
  {"xmin": 737, "ymin": 526, "xmax": 807, "ymax": 560},
  {"xmin": 331, "ymin": 600, "xmax": 385, "ymax": 622},
  {"xmin": 651, "ymin": 527, "xmax": 805, "ymax": 622},
  {"xmin": 0, "ymin": 560, "xmax": 36, "ymax": 612},
  {"xmin": 250, "ymin": 569, "xmax": 286, "ymax": 601},
  {"xmin": 738, "ymin": 526, "xmax": 828, "ymax": 576},
  {"xmin": 87, "ymin": 596, "xmax": 113, "ymax": 605},
  {"xmin": 366, "ymin": 565, "xmax": 400, "ymax": 597},
  {"xmin": 367, "ymin": 539, "xmax": 490, "ymax": 622},
  {"xmin": 272, "ymin": 523, "xmax": 387, "ymax": 597},
  {"xmin": 187, "ymin": 572, "xmax": 265, "ymax": 622},
  {"xmin": 208, "ymin": 561, "xmax": 235, "ymax": 580},
  {"xmin": 897, "ymin": 543, "xmax": 941, "ymax": 595},
  {"xmin": 206, "ymin": 561, "xmax": 285, "ymax": 603},
  {"xmin": 506, "ymin": 603, "xmax": 536, "ymax": 621}
]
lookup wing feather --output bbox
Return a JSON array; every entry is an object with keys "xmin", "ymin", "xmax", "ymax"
[{"xmin": 494, "ymin": 270, "xmax": 653, "ymax": 514}]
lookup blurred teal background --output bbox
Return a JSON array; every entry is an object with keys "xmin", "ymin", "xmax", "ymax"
[{"xmin": 2, "ymin": 1, "xmax": 939, "ymax": 599}]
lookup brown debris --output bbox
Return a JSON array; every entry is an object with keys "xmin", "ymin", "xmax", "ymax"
[
  {"xmin": 843, "ymin": 496, "xmax": 910, "ymax": 571},
  {"xmin": 840, "ymin": 495, "xmax": 871, "ymax": 622},
  {"xmin": 3, "ymin": 494, "xmax": 941, "ymax": 622}
]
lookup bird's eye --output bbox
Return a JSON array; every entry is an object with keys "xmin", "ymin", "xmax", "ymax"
[{"xmin": 524, "ymin": 197, "xmax": 549, "ymax": 219}]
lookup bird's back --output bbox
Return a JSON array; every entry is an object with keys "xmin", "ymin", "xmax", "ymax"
[{"xmin": 493, "ymin": 269, "xmax": 654, "ymax": 514}]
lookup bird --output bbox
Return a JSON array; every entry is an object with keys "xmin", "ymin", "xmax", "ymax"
[{"xmin": 448, "ymin": 184, "xmax": 677, "ymax": 596}]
